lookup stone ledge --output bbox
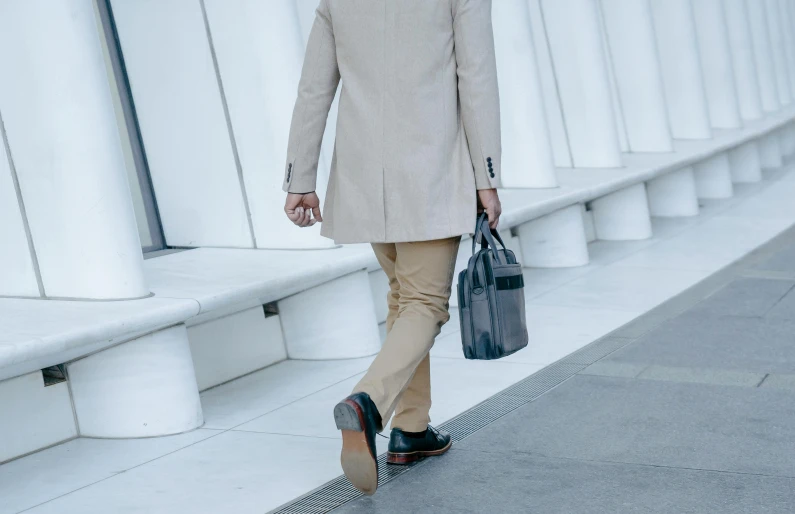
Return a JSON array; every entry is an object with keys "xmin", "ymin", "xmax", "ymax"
[{"xmin": 1, "ymin": 109, "xmax": 793, "ymax": 383}]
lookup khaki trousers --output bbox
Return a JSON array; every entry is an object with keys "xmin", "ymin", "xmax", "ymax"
[{"xmin": 353, "ymin": 236, "xmax": 461, "ymax": 433}]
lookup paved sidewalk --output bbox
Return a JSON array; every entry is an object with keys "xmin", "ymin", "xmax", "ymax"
[{"xmin": 333, "ymin": 227, "xmax": 795, "ymax": 513}]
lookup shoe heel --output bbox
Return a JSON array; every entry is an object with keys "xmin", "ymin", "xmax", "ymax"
[
  {"xmin": 386, "ymin": 452, "xmax": 420, "ymax": 465},
  {"xmin": 334, "ymin": 401, "xmax": 363, "ymax": 431}
]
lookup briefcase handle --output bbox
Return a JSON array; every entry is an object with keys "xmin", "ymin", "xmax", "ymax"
[{"xmin": 472, "ymin": 212, "xmax": 507, "ymax": 265}]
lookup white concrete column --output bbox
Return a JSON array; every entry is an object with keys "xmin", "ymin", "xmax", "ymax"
[
  {"xmin": 650, "ymin": 0, "xmax": 712, "ymax": 139},
  {"xmin": 788, "ymin": 125, "xmax": 795, "ymax": 157},
  {"xmin": 0, "ymin": 114, "xmax": 39, "ymax": 298},
  {"xmin": 111, "ymin": 0, "xmax": 255, "ymax": 249},
  {"xmin": 787, "ymin": 124, "xmax": 795, "ymax": 157},
  {"xmin": 528, "ymin": 0, "xmax": 575, "ymax": 167},
  {"xmin": 765, "ymin": 0, "xmax": 792, "ymax": 106},
  {"xmin": 591, "ymin": 184, "xmax": 653, "ymax": 240},
  {"xmin": 0, "ymin": 0, "xmax": 149, "ymax": 300},
  {"xmin": 646, "ymin": 167, "xmax": 700, "ymax": 217},
  {"xmin": 516, "ymin": 205, "xmax": 590, "ymax": 268},
  {"xmin": 692, "ymin": 0, "xmax": 743, "ymax": 129},
  {"xmin": 599, "ymin": 22, "xmax": 631, "ymax": 153},
  {"xmin": 493, "ymin": 0, "xmax": 557, "ymax": 188},
  {"xmin": 203, "ymin": 0, "xmax": 334, "ymax": 249},
  {"xmin": 759, "ymin": 132, "xmax": 784, "ymax": 168},
  {"xmin": 747, "ymin": 0, "xmax": 782, "ymax": 112},
  {"xmin": 779, "ymin": 0, "xmax": 795, "ymax": 99},
  {"xmin": 540, "ymin": 0, "xmax": 623, "ymax": 167},
  {"xmin": 694, "ymin": 153, "xmax": 734, "ymax": 199},
  {"xmin": 779, "ymin": 125, "xmax": 795, "ymax": 157},
  {"xmin": 728, "ymin": 142, "xmax": 763, "ymax": 183},
  {"xmin": 723, "ymin": 0, "xmax": 765, "ymax": 121},
  {"xmin": 67, "ymin": 325, "xmax": 203, "ymax": 438},
  {"xmin": 598, "ymin": 0, "xmax": 673, "ymax": 152},
  {"xmin": 279, "ymin": 271, "xmax": 381, "ymax": 359}
]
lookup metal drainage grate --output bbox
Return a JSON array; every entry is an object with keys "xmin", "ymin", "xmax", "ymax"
[{"xmin": 271, "ymin": 335, "xmax": 631, "ymax": 514}]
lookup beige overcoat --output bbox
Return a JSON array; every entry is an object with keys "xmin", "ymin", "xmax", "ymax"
[{"xmin": 283, "ymin": 0, "xmax": 502, "ymax": 244}]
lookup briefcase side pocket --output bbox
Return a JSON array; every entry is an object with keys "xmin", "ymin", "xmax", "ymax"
[
  {"xmin": 493, "ymin": 264, "xmax": 528, "ymax": 355},
  {"xmin": 457, "ymin": 269, "xmax": 475, "ymax": 359}
]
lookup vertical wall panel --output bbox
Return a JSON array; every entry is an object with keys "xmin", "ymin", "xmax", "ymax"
[
  {"xmin": 724, "ymin": 0, "xmax": 765, "ymax": 121},
  {"xmin": 692, "ymin": 0, "xmax": 743, "ymax": 129},
  {"xmin": 765, "ymin": 0, "xmax": 792, "ymax": 106},
  {"xmin": 294, "ymin": 0, "xmax": 318, "ymax": 42},
  {"xmin": 650, "ymin": 0, "xmax": 713, "ymax": 140},
  {"xmin": 0, "ymin": 0, "xmax": 149, "ymax": 300},
  {"xmin": 527, "ymin": 0, "xmax": 573, "ymax": 167},
  {"xmin": 747, "ymin": 0, "xmax": 781, "ymax": 112},
  {"xmin": 600, "ymin": 0, "xmax": 673, "ymax": 152},
  {"xmin": 110, "ymin": 0, "xmax": 253, "ymax": 248},
  {"xmin": 204, "ymin": 0, "xmax": 333, "ymax": 249},
  {"xmin": 540, "ymin": 0, "xmax": 623, "ymax": 168},
  {"xmin": 493, "ymin": 0, "xmax": 557, "ymax": 188},
  {"xmin": 0, "ymin": 117, "xmax": 39, "ymax": 297},
  {"xmin": 779, "ymin": 0, "xmax": 795, "ymax": 99},
  {"xmin": 598, "ymin": 14, "xmax": 631, "ymax": 153}
]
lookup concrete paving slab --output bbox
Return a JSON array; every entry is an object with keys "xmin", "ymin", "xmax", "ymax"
[
  {"xmin": 759, "ymin": 373, "xmax": 795, "ymax": 392},
  {"xmin": 688, "ymin": 278, "xmax": 794, "ymax": 317},
  {"xmin": 456, "ymin": 375, "xmax": 795, "ymax": 477},
  {"xmin": 751, "ymin": 240, "xmax": 795, "ymax": 273},
  {"xmin": 333, "ymin": 449, "xmax": 795, "ymax": 514},
  {"xmin": 637, "ymin": 365, "xmax": 766, "ymax": 387},
  {"xmin": 605, "ymin": 311, "xmax": 795, "ymax": 374},
  {"xmin": 579, "ymin": 361, "xmax": 647, "ymax": 378},
  {"xmin": 766, "ymin": 288, "xmax": 795, "ymax": 319}
]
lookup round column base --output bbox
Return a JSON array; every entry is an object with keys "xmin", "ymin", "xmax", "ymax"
[
  {"xmin": 279, "ymin": 270, "xmax": 381, "ymax": 359},
  {"xmin": 67, "ymin": 325, "xmax": 203, "ymax": 438},
  {"xmin": 694, "ymin": 153, "xmax": 734, "ymax": 199},
  {"xmin": 591, "ymin": 184, "xmax": 653, "ymax": 240},
  {"xmin": 646, "ymin": 167, "xmax": 700, "ymax": 217},
  {"xmin": 778, "ymin": 125, "xmax": 795, "ymax": 158},
  {"xmin": 516, "ymin": 205, "xmax": 590, "ymax": 268},
  {"xmin": 728, "ymin": 141, "xmax": 763, "ymax": 183},
  {"xmin": 760, "ymin": 132, "xmax": 783, "ymax": 169}
]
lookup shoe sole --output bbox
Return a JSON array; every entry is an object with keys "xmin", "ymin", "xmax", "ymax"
[
  {"xmin": 386, "ymin": 439, "xmax": 453, "ymax": 465},
  {"xmin": 334, "ymin": 400, "xmax": 378, "ymax": 495}
]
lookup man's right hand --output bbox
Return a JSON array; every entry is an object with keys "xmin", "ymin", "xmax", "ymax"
[
  {"xmin": 477, "ymin": 188, "xmax": 502, "ymax": 230},
  {"xmin": 285, "ymin": 192, "xmax": 322, "ymax": 228}
]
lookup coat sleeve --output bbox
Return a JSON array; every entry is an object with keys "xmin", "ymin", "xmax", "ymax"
[
  {"xmin": 283, "ymin": 0, "xmax": 340, "ymax": 194},
  {"xmin": 452, "ymin": 0, "xmax": 502, "ymax": 190}
]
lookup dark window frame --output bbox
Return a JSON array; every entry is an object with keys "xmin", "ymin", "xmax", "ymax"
[{"xmin": 95, "ymin": 0, "xmax": 166, "ymax": 253}]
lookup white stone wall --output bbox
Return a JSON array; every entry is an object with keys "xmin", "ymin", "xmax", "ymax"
[{"xmin": 2, "ymin": 0, "xmax": 795, "ymax": 294}]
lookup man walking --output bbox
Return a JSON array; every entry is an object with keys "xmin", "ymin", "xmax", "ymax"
[{"xmin": 283, "ymin": 0, "xmax": 502, "ymax": 495}]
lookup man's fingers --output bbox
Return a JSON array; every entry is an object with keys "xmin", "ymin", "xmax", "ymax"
[
  {"xmin": 288, "ymin": 207, "xmax": 305, "ymax": 226},
  {"xmin": 285, "ymin": 208, "xmax": 299, "ymax": 223},
  {"xmin": 297, "ymin": 208, "xmax": 312, "ymax": 227},
  {"xmin": 312, "ymin": 206, "xmax": 323, "ymax": 222}
]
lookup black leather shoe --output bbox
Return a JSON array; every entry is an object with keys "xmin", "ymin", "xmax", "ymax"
[
  {"xmin": 333, "ymin": 392, "xmax": 383, "ymax": 495},
  {"xmin": 387, "ymin": 425, "xmax": 452, "ymax": 465}
]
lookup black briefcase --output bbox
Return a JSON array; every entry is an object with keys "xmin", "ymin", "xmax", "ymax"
[{"xmin": 457, "ymin": 213, "xmax": 529, "ymax": 360}]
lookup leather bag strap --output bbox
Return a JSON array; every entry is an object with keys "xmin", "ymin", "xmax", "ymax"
[{"xmin": 471, "ymin": 212, "xmax": 506, "ymax": 265}]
